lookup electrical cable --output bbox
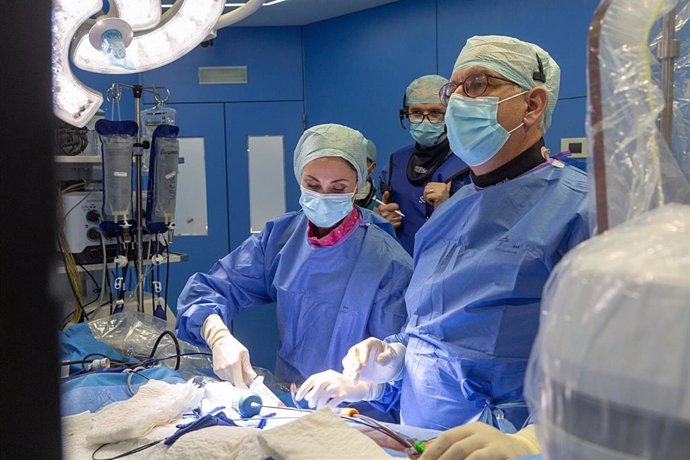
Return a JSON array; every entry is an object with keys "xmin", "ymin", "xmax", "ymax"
[
  {"xmin": 148, "ymin": 330, "xmax": 181, "ymax": 370},
  {"xmin": 56, "ymin": 233, "xmax": 87, "ymax": 324},
  {"xmin": 76, "ymin": 263, "xmax": 99, "ymax": 292},
  {"xmin": 140, "ymin": 351, "xmax": 212, "ymax": 368},
  {"xmin": 57, "ymin": 186, "xmax": 88, "ymax": 325},
  {"xmin": 64, "ymin": 189, "xmax": 93, "ymax": 218},
  {"xmin": 92, "ymin": 439, "xmax": 162, "ymax": 460},
  {"xmin": 104, "ymin": 265, "xmax": 114, "ymax": 312},
  {"xmin": 351, "ymin": 413, "xmax": 413, "ymax": 448},
  {"xmin": 126, "ymin": 366, "xmax": 150, "ymax": 396},
  {"xmin": 80, "ymin": 352, "xmax": 130, "ymax": 367},
  {"xmin": 149, "ymin": 268, "xmax": 156, "ymax": 314},
  {"xmin": 118, "ymin": 238, "xmax": 161, "ymax": 311},
  {"xmin": 153, "ymin": 237, "xmax": 160, "ymax": 316},
  {"xmin": 98, "ymin": 232, "xmax": 108, "ymax": 305},
  {"xmin": 163, "ymin": 235, "xmax": 170, "ymax": 317}
]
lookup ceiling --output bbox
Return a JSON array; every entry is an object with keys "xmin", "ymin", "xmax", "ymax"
[{"xmin": 223, "ymin": 0, "xmax": 400, "ymax": 27}]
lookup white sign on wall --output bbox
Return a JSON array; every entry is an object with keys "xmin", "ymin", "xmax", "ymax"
[
  {"xmin": 248, "ymin": 135, "xmax": 286, "ymax": 233},
  {"xmin": 175, "ymin": 137, "xmax": 208, "ymax": 236}
]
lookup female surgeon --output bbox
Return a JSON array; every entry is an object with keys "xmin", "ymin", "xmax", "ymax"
[{"xmin": 175, "ymin": 123, "xmax": 412, "ymax": 397}]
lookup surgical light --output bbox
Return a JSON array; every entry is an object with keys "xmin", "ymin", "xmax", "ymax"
[
  {"xmin": 110, "ymin": 0, "xmax": 161, "ymax": 31},
  {"xmin": 52, "ymin": 0, "xmax": 264, "ymax": 127},
  {"xmin": 73, "ymin": 0, "xmax": 225, "ymax": 74},
  {"xmin": 52, "ymin": 0, "xmax": 103, "ymax": 128}
]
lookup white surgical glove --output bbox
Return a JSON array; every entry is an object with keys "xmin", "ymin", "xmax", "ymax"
[
  {"xmin": 419, "ymin": 422, "xmax": 540, "ymax": 460},
  {"xmin": 202, "ymin": 314, "xmax": 257, "ymax": 388},
  {"xmin": 294, "ymin": 370, "xmax": 384, "ymax": 409},
  {"xmin": 342, "ymin": 338, "xmax": 406, "ymax": 384}
]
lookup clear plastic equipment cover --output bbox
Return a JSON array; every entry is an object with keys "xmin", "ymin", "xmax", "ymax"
[
  {"xmin": 525, "ymin": 204, "xmax": 690, "ymax": 459},
  {"xmin": 87, "ymin": 312, "xmax": 212, "ymax": 374},
  {"xmin": 587, "ymin": 0, "xmax": 690, "ymax": 233}
]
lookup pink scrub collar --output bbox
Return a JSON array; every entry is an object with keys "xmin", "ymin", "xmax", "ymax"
[{"xmin": 307, "ymin": 207, "xmax": 361, "ymax": 247}]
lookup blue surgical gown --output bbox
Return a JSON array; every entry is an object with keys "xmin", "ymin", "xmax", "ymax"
[
  {"xmin": 176, "ymin": 208, "xmax": 412, "ymax": 384},
  {"xmin": 375, "ymin": 162, "xmax": 590, "ymax": 431}
]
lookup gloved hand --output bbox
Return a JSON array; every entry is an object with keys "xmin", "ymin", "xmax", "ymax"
[
  {"xmin": 419, "ymin": 422, "xmax": 540, "ymax": 460},
  {"xmin": 294, "ymin": 370, "xmax": 384, "ymax": 409},
  {"xmin": 376, "ymin": 191, "xmax": 403, "ymax": 228},
  {"xmin": 341, "ymin": 338, "xmax": 406, "ymax": 384},
  {"xmin": 202, "ymin": 314, "xmax": 257, "ymax": 388}
]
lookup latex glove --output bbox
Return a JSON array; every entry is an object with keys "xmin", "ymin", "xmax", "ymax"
[
  {"xmin": 294, "ymin": 370, "xmax": 383, "ymax": 409},
  {"xmin": 342, "ymin": 338, "xmax": 405, "ymax": 384},
  {"xmin": 420, "ymin": 422, "xmax": 540, "ymax": 460},
  {"xmin": 423, "ymin": 181, "xmax": 451, "ymax": 208},
  {"xmin": 376, "ymin": 190, "xmax": 403, "ymax": 228},
  {"xmin": 202, "ymin": 314, "xmax": 257, "ymax": 388}
]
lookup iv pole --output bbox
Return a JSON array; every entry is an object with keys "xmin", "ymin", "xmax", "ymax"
[
  {"xmin": 106, "ymin": 83, "xmax": 170, "ymax": 312},
  {"xmin": 658, "ymin": 7, "xmax": 679, "ymax": 147}
]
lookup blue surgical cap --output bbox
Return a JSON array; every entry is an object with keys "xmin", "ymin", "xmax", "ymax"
[
  {"xmin": 453, "ymin": 35, "xmax": 561, "ymax": 131},
  {"xmin": 294, "ymin": 124, "xmax": 368, "ymax": 188},
  {"xmin": 406, "ymin": 75, "xmax": 449, "ymax": 105}
]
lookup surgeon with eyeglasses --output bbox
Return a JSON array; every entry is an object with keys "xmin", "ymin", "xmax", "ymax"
[
  {"xmin": 176, "ymin": 124, "xmax": 411, "ymax": 420},
  {"xmin": 297, "ymin": 36, "xmax": 590, "ymax": 459},
  {"xmin": 377, "ymin": 74, "xmax": 471, "ymax": 256}
]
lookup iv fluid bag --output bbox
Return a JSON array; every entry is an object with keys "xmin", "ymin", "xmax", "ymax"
[
  {"xmin": 142, "ymin": 106, "xmax": 176, "ymax": 142},
  {"xmin": 96, "ymin": 119, "xmax": 137, "ymax": 229},
  {"xmin": 146, "ymin": 124, "xmax": 180, "ymax": 233},
  {"xmin": 141, "ymin": 106, "xmax": 176, "ymax": 172}
]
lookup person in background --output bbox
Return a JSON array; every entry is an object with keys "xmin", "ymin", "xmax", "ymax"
[
  {"xmin": 377, "ymin": 74, "xmax": 471, "ymax": 255},
  {"xmin": 297, "ymin": 36, "xmax": 590, "ymax": 459},
  {"xmin": 176, "ymin": 124, "xmax": 412, "ymax": 410},
  {"xmin": 354, "ymin": 138, "xmax": 378, "ymax": 209}
]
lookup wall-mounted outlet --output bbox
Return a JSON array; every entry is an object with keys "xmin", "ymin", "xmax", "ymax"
[{"xmin": 560, "ymin": 137, "xmax": 588, "ymax": 158}]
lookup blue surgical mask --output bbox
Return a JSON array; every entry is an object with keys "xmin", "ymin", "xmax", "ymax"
[
  {"xmin": 299, "ymin": 186, "xmax": 355, "ymax": 228},
  {"xmin": 410, "ymin": 121, "xmax": 446, "ymax": 148},
  {"xmin": 445, "ymin": 92, "xmax": 526, "ymax": 166}
]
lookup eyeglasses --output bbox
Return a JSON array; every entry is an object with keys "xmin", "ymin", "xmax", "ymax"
[
  {"xmin": 439, "ymin": 72, "xmax": 521, "ymax": 105},
  {"xmin": 405, "ymin": 109, "xmax": 446, "ymax": 124}
]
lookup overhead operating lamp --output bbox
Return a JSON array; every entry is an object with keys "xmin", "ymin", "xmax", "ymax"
[
  {"xmin": 52, "ymin": 0, "xmax": 266, "ymax": 126},
  {"xmin": 72, "ymin": 0, "xmax": 226, "ymax": 74},
  {"xmin": 109, "ymin": 0, "xmax": 161, "ymax": 31},
  {"xmin": 52, "ymin": 0, "xmax": 103, "ymax": 128}
]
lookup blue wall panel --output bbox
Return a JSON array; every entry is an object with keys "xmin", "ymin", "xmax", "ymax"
[
  {"xmin": 437, "ymin": 0, "xmax": 600, "ymax": 99},
  {"xmin": 142, "ymin": 27, "xmax": 304, "ymax": 104},
  {"xmin": 303, "ymin": 0, "xmax": 437, "ymax": 174},
  {"xmin": 224, "ymin": 101, "xmax": 305, "ymax": 248},
  {"xmin": 545, "ymin": 97, "xmax": 588, "ymax": 151}
]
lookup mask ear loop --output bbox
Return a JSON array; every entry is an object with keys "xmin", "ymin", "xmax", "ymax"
[{"xmin": 498, "ymin": 90, "xmax": 529, "ymax": 105}]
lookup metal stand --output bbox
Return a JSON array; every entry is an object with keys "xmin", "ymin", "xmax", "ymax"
[
  {"xmin": 658, "ymin": 8, "xmax": 679, "ymax": 148},
  {"xmin": 106, "ymin": 83, "xmax": 170, "ymax": 312}
]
